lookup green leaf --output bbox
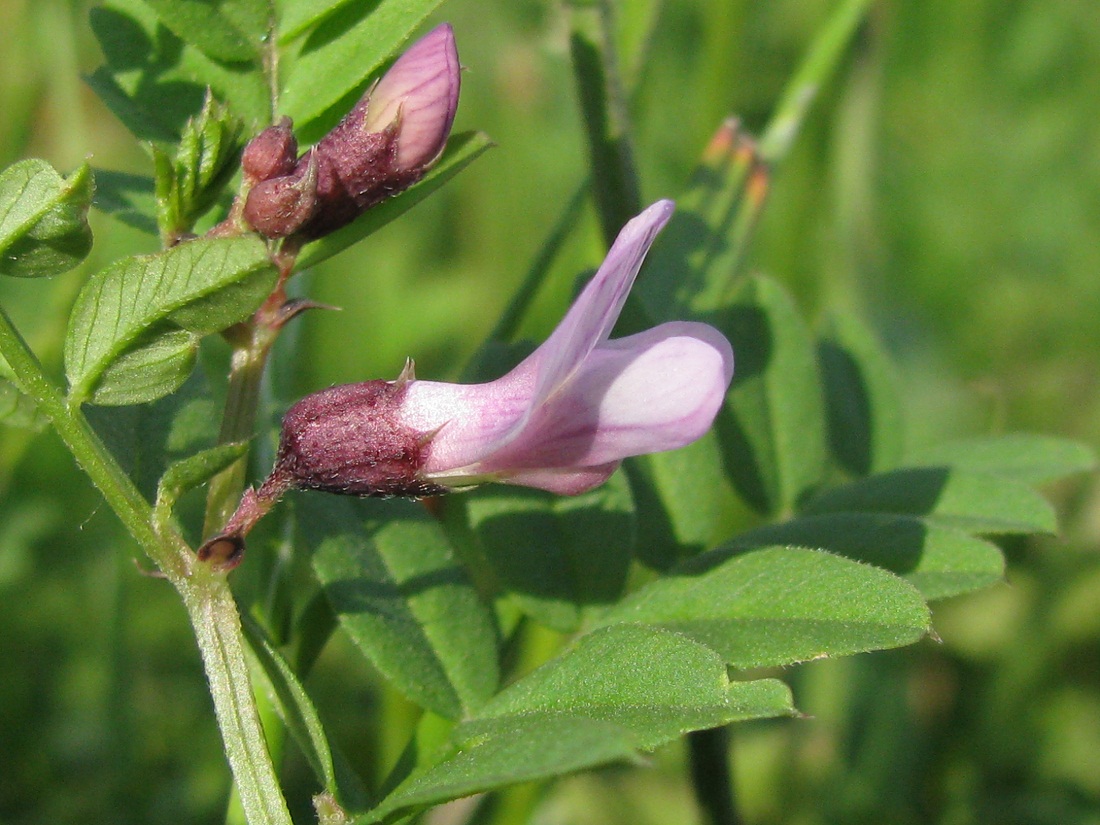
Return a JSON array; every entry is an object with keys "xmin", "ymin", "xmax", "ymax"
[
  {"xmin": 281, "ymin": 0, "xmax": 448, "ymax": 138},
  {"xmin": 0, "ymin": 374, "xmax": 45, "ymax": 431},
  {"xmin": 155, "ymin": 92, "xmax": 245, "ymax": 239},
  {"xmin": 364, "ymin": 717, "xmax": 639, "ymax": 824},
  {"xmin": 817, "ymin": 310, "xmax": 905, "ymax": 477},
  {"xmin": 598, "ymin": 547, "xmax": 931, "ymax": 670},
  {"xmin": 627, "ymin": 432, "xmax": 748, "ymax": 570},
  {"xmin": 907, "ymin": 434, "xmax": 1098, "ymax": 486},
  {"xmin": 723, "ymin": 513, "xmax": 1004, "ymax": 602},
  {"xmin": 153, "ymin": 441, "xmax": 248, "ymax": 534},
  {"xmin": 801, "ymin": 467, "xmax": 1059, "ymax": 535},
  {"xmin": 92, "ymin": 170, "xmax": 158, "ymax": 235},
  {"xmin": 569, "ymin": 14, "xmax": 642, "ymax": 248},
  {"xmin": 719, "ymin": 274, "xmax": 828, "ymax": 516},
  {"xmin": 241, "ymin": 616, "xmax": 369, "ymax": 810},
  {"xmin": 277, "ymin": 0, "xmax": 359, "ymax": 42},
  {"xmin": 307, "ymin": 497, "xmax": 500, "ymax": 720},
  {"xmin": 0, "ymin": 160, "xmax": 93, "ymax": 278},
  {"xmin": 468, "ymin": 624, "xmax": 794, "ymax": 751},
  {"xmin": 88, "ymin": 0, "xmax": 269, "ymax": 141},
  {"xmin": 296, "ymin": 132, "xmax": 493, "ymax": 271},
  {"xmin": 465, "ymin": 472, "xmax": 635, "ymax": 633},
  {"xmin": 142, "ymin": 0, "xmax": 268, "ymax": 63},
  {"xmin": 632, "ymin": 119, "xmax": 766, "ymax": 321},
  {"xmin": 64, "ymin": 236, "xmax": 278, "ymax": 406}
]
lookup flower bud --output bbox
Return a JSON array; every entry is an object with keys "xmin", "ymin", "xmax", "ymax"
[
  {"xmin": 241, "ymin": 117, "xmax": 298, "ymax": 183},
  {"xmin": 241, "ymin": 152, "xmax": 319, "ymax": 238},
  {"xmin": 298, "ymin": 23, "xmax": 460, "ymax": 238}
]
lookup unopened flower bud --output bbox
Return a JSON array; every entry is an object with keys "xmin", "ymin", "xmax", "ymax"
[
  {"xmin": 242, "ymin": 152, "xmax": 319, "ymax": 238},
  {"xmin": 297, "ymin": 23, "xmax": 461, "ymax": 238},
  {"xmin": 241, "ymin": 117, "xmax": 299, "ymax": 183},
  {"xmin": 360, "ymin": 23, "xmax": 461, "ymax": 170}
]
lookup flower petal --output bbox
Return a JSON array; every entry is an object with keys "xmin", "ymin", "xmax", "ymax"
[
  {"xmin": 525, "ymin": 199, "xmax": 674, "ymax": 408},
  {"xmin": 480, "ymin": 321, "xmax": 733, "ymax": 473},
  {"xmin": 363, "ymin": 23, "xmax": 461, "ymax": 168}
]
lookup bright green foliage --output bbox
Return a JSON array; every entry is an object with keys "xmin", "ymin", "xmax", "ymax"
[
  {"xmin": 64, "ymin": 236, "xmax": 277, "ymax": 405},
  {"xmin": 466, "ymin": 625, "xmax": 794, "ymax": 750},
  {"xmin": 722, "ymin": 513, "xmax": 1004, "ymax": 601},
  {"xmin": 308, "ymin": 497, "xmax": 500, "ymax": 721},
  {"xmin": 0, "ymin": 160, "xmax": 93, "ymax": 278},
  {"xmin": 142, "ymin": 0, "xmax": 270, "ymax": 63},
  {"xmin": 86, "ymin": 0, "xmax": 269, "ymax": 140},
  {"xmin": 601, "ymin": 547, "xmax": 931, "ymax": 669},
  {"xmin": 908, "ymin": 433, "xmax": 1097, "ymax": 485},
  {"xmin": 366, "ymin": 625, "xmax": 794, "ymax": 822},
  {"xmin": 2, "ymin": 2, "xmax": 1096, "ymax": 824},
  {"xmin": 803, "ymin": 466, "xmax": 1058, "ymax": 535},
  {"xmin": 721, "ymin": 275, "xmax": 828, "ymax": 516},
  {"xmin": 818, "ymin": 310, "xmax": 906, "ymax": 477},
  {"xmin": 464, "ymin": 472, "xmax": 635, "ymax": 632},
  {"xmin": 152, "ymin": 93, "xmax": 245, "ymax": 241}
]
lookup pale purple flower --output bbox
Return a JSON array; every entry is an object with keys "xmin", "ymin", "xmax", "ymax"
[
  {"xmin": 394, "ymin": 200, "xmax": 733, "ymax": 493},
  {"xmin": 201, "ymin": 200, "xmax": 732, "ymax": 564}
]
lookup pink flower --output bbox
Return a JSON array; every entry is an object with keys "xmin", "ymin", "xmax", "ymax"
[
  {"xmin": 273, "ymin": 199, "xmax": 730, "ymax": 492},
  {"xmin": 202, "ymin": 201, "xmax": 733, "ymax": 564}
]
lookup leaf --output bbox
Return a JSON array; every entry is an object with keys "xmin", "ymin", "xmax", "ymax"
[
  {"xmin": 817, "ymin": 310, "xmax": 905, "ymax": 476},
  {"xmin": 597, "ymin": 546, "xmax": 931, "ymax": 670},
  {"xmin": 364, "ymin": 718, "xmax": 639, "ymax": 824},
  {"xmin": 907, "ymin": 434, "xmax": 1097, "ymax": 486},
  {"xmin": 718, "ymin": 274, "xmax": 828, "ymax": 516},
  {"xmin": 153, "ymin": 441, "xmax": 248, "ymax": 534},
  {"xmin": 142, "ymin": 0, "xmax": 268, "ymax": 63},
  {"xmin": 92, "ymin": 170, "xmax": 159, "ymax": 235},
  {"xmin": 627, "ymin": 432, "xmax": 748, "ymax": 570},
  {"xmin": 295, "ymin": 132, "xmax": 493, "ymax": 270},
  {"xmin": 632, "ymin": 119, "xmax": 767, "ymax": 322},
  {"xmin": 88, "ymin": 0, "xmax": 269, "ymax": 141},
  {"xmin": 0, "ymin": 160, "xmax": 93, "ymax": 278},
  {"xmin": 464, "ymin": 472, "xmax": 635, "ymax": 633},
  {"xmin": 307, "ymin": 497, "xmax": 499, "ymax": 720},
  {"xmin": 468, "ymin": 624, "xmax": 794, "ymax": 751},
  {"xmin": 281, "ymin": 0, "xmax": 449, "ymax": 138},
  {"xmin": 277, "ymin": 0, "xmax": 359, "ymax": 43},
  {"xmin": 241, "ymin": 616, "xmax": 370, "ymax": 810},
  {"xmin": 64, "ymin": 236, "xmax": 278, "ymax": 406},
  {"xmin": 0, "ymin": 376, "xmax": 45, "ymax": 431},
  {"xmin": 155, "ymin": 92, "xmax": 245, "ymax": 239},
  {"xmin": 722, "ymin": 513, "xmax": 1004, "ymax": 602},
  {"xmin": 801, "ymin": 467, "xmax": 1059, "ymax": 535}
]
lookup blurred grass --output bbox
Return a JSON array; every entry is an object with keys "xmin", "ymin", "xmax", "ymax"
[{"xmin": 1, "ymin": 0, "xmax": 1099, "ymax": 823}]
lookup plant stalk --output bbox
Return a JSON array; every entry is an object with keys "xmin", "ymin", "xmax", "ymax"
[{"xmin": 0, "ymin": 303, "xmax": 292, "ymax": 825}]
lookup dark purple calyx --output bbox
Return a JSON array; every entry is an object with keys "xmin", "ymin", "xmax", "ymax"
[{"xmin": 273, "ymin": 380, "xmax": 447, "ymax": 498}]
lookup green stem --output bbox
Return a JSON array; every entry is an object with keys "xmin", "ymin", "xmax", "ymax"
[
  {"xmin": 204, "ymin": 319, "xmax": 279, "ymax": 537},
  {"xmin": 0, "ymin": 304, "xmax": 187, "ymax": 577},
  {"xmin": 0, "ymin": 304, "xmax": 291, "ymax": 825},
  {"xmin": 758, "ymin": 0, "xmax": 874, "ymax": 165},
  {"xmin": 688, "ymin": 727, "xmax": 741, "ymax": 825},
  {"xmin": 719, "ymin": 0, "xmax": 874, "ymax": 296},
  {"xmin": 570, "ymin": 1, "xmax": 643, "ymax": 247},
  {"xmin": 181, "ymin": 570, "xmax": 294, "ymax": 825}
]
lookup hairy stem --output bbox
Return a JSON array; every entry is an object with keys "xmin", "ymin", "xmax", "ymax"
[{"xmin": 0, "ymin": 304, "xmax": 291, "ymax": 825}]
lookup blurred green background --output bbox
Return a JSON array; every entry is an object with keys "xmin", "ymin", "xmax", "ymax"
[{"xmin": 1, "ymin": 0, "xmax": 1099, "ymax": 822}]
